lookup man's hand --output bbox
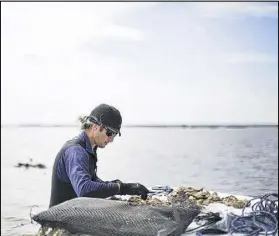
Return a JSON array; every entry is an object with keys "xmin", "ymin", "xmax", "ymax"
[
  {"xmin": 120, "ymin": 183, "xmax": 149, "ymax": 200},
  {"xmin": 110, "ymin": 179, "xmax": 122, "ymax": 184},
  {"xmin": 107, "ymin": 179, "xmax": 122, "ymax": 194}
]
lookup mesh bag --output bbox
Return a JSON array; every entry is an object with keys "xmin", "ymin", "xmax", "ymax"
[{"xmin": 32, "ymin": 197, "xmax": 201, "ymax": 236}]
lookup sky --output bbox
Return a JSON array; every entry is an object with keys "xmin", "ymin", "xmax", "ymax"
[{"xmin": 1, "ymin": 2, "xmax": 278, "ymax": 125}]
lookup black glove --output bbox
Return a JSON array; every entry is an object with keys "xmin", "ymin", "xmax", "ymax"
[
  {"xmin": 120, "ymin": 183, "xmax": 149, "ymax": 200},
  {"xmin": 110, "ymin": 179, "xmax": 122, "ymax": 184}
]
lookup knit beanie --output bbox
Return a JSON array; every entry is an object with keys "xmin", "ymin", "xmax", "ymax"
[{"xmin": 89, "ymin": 104, "xmax": 122, "ymax": 132}]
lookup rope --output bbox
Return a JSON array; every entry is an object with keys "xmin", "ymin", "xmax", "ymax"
[
  {"xmin": 230, "ymin": 193, "xmax": 278, "ymax": 236},
  {"xmin": 5, "ymin": 205, "xmax": 39, "ymax": 235}
]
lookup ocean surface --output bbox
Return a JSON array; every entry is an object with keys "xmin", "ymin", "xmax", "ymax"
[{"xmin": 1, "ymin": 126, "xmax": 278, "ymax": 236}]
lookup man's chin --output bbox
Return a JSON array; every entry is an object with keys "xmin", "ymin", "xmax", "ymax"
[{"xmin": 98, "ymin": 143, "xmax": 107, "ymax": 148}]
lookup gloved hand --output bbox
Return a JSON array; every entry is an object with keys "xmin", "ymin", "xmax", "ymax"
[
  {"xmin": 120, "ymin": 183, "xmax": 149, "ymax": 200},
  {"xmin": 110, "ymin": 179, "xmax": 122, "ymax": 184}
]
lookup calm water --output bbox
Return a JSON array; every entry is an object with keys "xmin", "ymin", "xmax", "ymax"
[{"xmin": 1, "ymin": 127, "xmax": 278, "ymax": 235}]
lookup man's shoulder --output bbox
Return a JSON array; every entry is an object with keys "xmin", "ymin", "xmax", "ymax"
[
  {"xmin": 59, "ymin": 135, "xmax": 89, "ymax": 162},
  {"xmin": 61, "ymin": 136, "xmax": 85, "ymax": 151},
  {"xmin": 64, "ymin": 144, "xmax": 87, "ymax": 157},
  {"xmin": 60, "ymin": 145, "xmax": 89, "ymax": 167}
]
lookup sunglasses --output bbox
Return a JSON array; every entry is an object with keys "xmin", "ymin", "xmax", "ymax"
[{"xmin": 102, "ymin": 125, "xmax": 118, "ymax": 137}]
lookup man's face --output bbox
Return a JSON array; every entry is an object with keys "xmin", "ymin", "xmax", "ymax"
[{"xmin": 93, "ymin": 125, "xmax": 116, "ymax": 148}]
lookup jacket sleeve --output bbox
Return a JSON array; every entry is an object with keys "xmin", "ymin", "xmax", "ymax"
[
  {"xmin": 63, "ymin": 146, "xmax": 120, "ymax": 198},
  {"xmin": 95, "ymin": 176, "xmax": 104, "ymax": 183}
]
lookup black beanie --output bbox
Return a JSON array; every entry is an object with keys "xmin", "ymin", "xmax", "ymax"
[{"xmin": 89, "ymin": 104, "xmax": 122, "ymax": 131}]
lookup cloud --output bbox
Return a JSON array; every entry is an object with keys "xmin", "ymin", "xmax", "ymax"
[
  {"xmin": 195, "ymin": 2, "xmax": 278, "ymax": 19},
  {"xmin": 1, "ymin": 2, "xmax": 154, "ymax": 124},
  {"xmin": 100, "ymin": 25, "xmax": 144, "ymax": 41},
  {"xmin": 1, "ymin": 2, "xmax": 153, "ymax": 59},
  {"xmin": 1, "ymin": 2, "xmax": 278, "ymax": 124},
  {"xmin": 226, "ymin": 52, "xmax": 278, "ymax": 64}
]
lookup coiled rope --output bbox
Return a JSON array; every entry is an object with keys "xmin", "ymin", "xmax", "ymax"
[{"xmin": 230, "ymin": 193, "xmax": 278, "ymax": 236}]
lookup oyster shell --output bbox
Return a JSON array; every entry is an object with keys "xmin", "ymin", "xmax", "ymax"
[{"xmin": 169, "ymin": 187, "xmax": 246, "ymax": 209}]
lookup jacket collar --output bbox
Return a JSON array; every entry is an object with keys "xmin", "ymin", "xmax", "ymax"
[{"xmin": 79, "ymin": 130, "xmax": 97, "ymax": 155}]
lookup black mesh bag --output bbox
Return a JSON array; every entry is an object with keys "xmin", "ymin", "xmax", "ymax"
[{"xmin": 32, "ymin": 197, "xmax": 201, "ymax": 236}]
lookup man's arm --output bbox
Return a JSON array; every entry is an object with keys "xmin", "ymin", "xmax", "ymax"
[
  {"xmin": 95, "ymin": 176, "xmax": 104, "ymax": 183},
  {"xmin": 62, "ymin": 146, "xmax": 120, "ymax": 198}
]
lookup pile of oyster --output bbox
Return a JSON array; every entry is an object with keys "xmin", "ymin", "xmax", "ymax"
[
  {"xmin": 167, "ymin": 187, "xmax": 247, "ymax": 209},
  {"xmin": 127, "ymin": 196, "xmax": 171, "ymax": 207},
  {"xmin": 123, "ymin": 187, "xmax": 248, "ymax": 209}
]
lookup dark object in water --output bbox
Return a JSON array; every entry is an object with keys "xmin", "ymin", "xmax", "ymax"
[
  {"xmin": 32, "ymin": 197, "xmax": 201, "ymax": 236},
  {"xmin": 15, "ymin": 162, "xmax": 46, "ymax": 169}
]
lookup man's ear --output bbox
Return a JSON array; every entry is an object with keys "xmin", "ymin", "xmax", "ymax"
[{"xmin": 92, "ymin": 124, "xmax": 99, "ymax": 131}]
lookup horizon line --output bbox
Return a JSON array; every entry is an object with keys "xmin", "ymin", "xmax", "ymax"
[{"xmin": 1, "ymin": 123, "xmax": 278, "ymax": 129}]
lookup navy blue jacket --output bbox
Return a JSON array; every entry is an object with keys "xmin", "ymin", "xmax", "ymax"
[{"xmin": 49, "ymin": 131, "xmax": 120, "ymax": 207}]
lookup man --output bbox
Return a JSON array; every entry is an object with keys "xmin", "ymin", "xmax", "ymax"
[{"xmin": 49, "ymin": 104, "xmax": 149, "ymax": 207}]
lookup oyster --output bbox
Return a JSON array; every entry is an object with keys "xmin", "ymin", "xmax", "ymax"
[
  {"xmin": 169, "ymin": 187, "xmax": 246, "ymax": 209},
  {"xmin": 221, "ymin": 195, "xmax": 248, "ymax": 208}
]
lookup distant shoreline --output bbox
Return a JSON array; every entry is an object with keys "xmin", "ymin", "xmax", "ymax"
[
  {"xmin": 125, "ymin": 124, "xmax": 278, "ymax": 129},
  {"xmin": 1, "ymin": 124, "xmax": 278, "ymax": 129}
]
